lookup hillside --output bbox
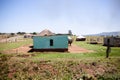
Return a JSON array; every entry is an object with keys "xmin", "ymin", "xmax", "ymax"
[{"xmin": 86, "ymin": 31, "xmax": 120, "ymax": 36}]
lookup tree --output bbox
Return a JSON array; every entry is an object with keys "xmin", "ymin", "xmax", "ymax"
[
  {"xmin": 10, "ymin": 33, "xmax": 15, "ymax": 36},
  {"xmin": 17, "ymin": 32, "xmax": 21, "ymax": 35},
  {"xmin": 32, "ymin": 32, "xmax": 37, "ymax": 35},
  {"xmin": 17, "ymin": 32, "xmax": 26, "ymax": 35}
]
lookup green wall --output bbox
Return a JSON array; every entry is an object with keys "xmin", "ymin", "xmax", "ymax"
[{"xmin": 33, "ymin": 35, "xmax": 68, "ymax": 49}]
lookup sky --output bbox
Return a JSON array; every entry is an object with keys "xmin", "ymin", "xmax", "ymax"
[{"xmin": 0, "ymin": 0, "xmax": 120, "ymax": 35}]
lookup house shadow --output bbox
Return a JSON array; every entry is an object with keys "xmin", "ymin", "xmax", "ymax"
[
  {"xmin": 29, "ymin": 46, "xmax": 33, "ymax": 48},
  {"xmin": 28, "ymin": 48, "xmax": 68, "ymax": 52}
]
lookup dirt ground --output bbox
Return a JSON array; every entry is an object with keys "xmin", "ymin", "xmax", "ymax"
[
  {"xmin": 3, "ymin": 44, "xmax": 93, "ymax": 54},
  {"xmin": 68, "ymin": 44, "xmax": 93, "ymax": 53},
  {"xmin": 3, "ymin": 44, "xmax": 32, "ymax": 54}
]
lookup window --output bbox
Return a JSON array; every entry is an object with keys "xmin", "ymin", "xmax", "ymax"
[{"xmin": 50, "ymin": 39, "xmax": 53, "ymax": 46}]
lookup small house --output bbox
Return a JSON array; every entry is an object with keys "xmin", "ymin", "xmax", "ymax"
[
  {"xmin": 76, "ymin": 35, "xmax": 86, "ymax": 41},
  {"xmin": 104, "ymin": 37, "xmax": 120, "ymax": 47},
  {"xmin": 24, "ymin": 33, "xmax": 33, "ymax": 38},
  {"xmin": 33, "ymin": 35, "xmax": 68, "ymax": 51},
  {"xmin": 86, "ymin": 36, "xmax": 104, "ymax": 44}
]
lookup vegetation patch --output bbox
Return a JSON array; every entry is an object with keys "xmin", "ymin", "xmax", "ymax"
[
  {"xmin": 0, "ymin": 39, "xmax": 120, "ymax": 79},
  {"xmin": 0, "ymin": 54, "xmax": 120, "ymax": 80}
]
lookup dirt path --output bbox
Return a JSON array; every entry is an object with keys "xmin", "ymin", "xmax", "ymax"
[
  {"xmin": 3, "ymin": 44, "xmax": 93, "ymax": 54},
  {"xmin": 3, "ymin": 44, "xmax": 32, "ymax": 54},
  {"xmin": 68, "ymin": 44, "xmax": 93, "ymax": 53}
]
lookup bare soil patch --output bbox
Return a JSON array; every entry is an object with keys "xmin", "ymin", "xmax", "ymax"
[
  {"xmin": 3, "ymin": 44, "xmax": 32, "ymax": 54},
  {"xmin": 3, "ymin": 44, "xmax": 93, "ymax": 54},
  {"xmin": 68, "ymin": 44, "xmax": 93, "ymax": 53}
]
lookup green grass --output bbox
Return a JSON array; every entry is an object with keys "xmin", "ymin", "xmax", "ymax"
[
  {"xmin": 30, "ymin": 42, "xmax": 120, "ymax": 79},
  {"xmin": 32, "ymin": 41, "xmax": 120, "ymax": 60},
  {"xmin": 75, "ymin": 41, "xmax": 120, "ymax": 56},
  {"xmin": 0, "ymin": 39, "xmax": 32, "ymax": 52},
  {"xmin": 0, "ymin": 40, "xmax": 120, "ymax": 79},
  {"xmin": 0, "ymin": 39, "xmax": 120, "ymax": 60},
  {"xmin": 74, "ymin": 41, "xmax": 106, "ymax": 52},
  {"xmin": 32, "ymin": 52, "xmax": 102, "ymax": 60},
  {"xmin": 32, "ymin": 52, "xmax": 120, "ymax": 61},
  {"xmin": 110, "ymin": 47, "xmax": 120, "ymax": 56}
]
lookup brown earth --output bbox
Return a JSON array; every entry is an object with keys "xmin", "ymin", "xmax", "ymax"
[
  {"xmin": 3, "ymin": 44, "xmax": 32, "ymax": 54},
  {"xmin": 68, "ymin": 44, "xmax": 93, "ymax": 53},
  {"xmin": 3, "ymin": 44, "xmax": 93, "ymax": 54}
]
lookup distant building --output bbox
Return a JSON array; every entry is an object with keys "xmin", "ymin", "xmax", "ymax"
[
  {"xmin": 86, "ymin": 36, "xmax": 104, "ymax": 44},
  {"xmin": 24, "ymin": 33, "xmax": 33, "ymax": 38},
  {"xmin": 104, "ymin": 37, "xmax": 120, "ymax": 47},
  {"xmin": 38, "ymin": 29, "xmax": 55, "ymax": 36},
  {"xmin": 76, "ymin": 35, "xmax": 86, "ymax": 41}
]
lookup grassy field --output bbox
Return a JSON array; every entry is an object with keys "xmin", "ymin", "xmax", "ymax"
[
  {"xmin": 75, "ymin": 41, "xmax": 120, "ymax": 57},
  {"xmin": 32, "ymin": 41, "xmax": 120, "ymax": 60},
  {"xmin": 0, "ymin": 39, "xmax": 120, "ymax": 80},
  {"xmin": 1, "ymin": 53, "xmax": 120, "ymax": 80},
  {"xmin": 0, "ymin": 39, "xmax": 32, "ymax": 52}
]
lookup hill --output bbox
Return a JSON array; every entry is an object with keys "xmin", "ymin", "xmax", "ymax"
[{"xmin": 86, "ymin": 31, "xmax": 120, "ymax": 36}]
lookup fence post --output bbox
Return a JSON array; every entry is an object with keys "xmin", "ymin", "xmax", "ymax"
[{"xmin": 106, "ymin": 39, "xmax": 111, "ymax": 58}]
